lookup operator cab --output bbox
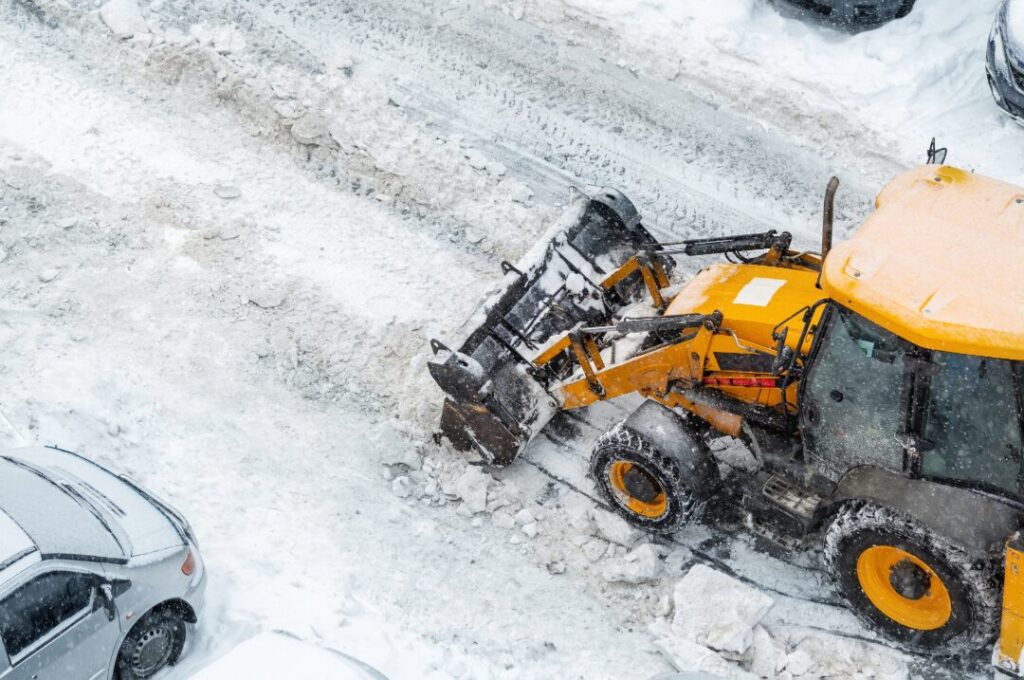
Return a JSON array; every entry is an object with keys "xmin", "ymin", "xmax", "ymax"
[{"xmin": 798, "ymin": 303, "xmax": 1024, "ymax": 500}]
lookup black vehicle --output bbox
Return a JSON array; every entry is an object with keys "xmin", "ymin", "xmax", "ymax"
[
  {"xmin": 988, "ymin": 0, "xmax": 1024, "ymax": 121},
  {"xmin": 778, "ymin": 0, "xmax": 916, "ymax": 27}
]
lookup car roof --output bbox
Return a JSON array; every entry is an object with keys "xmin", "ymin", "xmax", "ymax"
[
  {"xmin": 822, "ymin": 165, "xmax": 1024, "ymax": 361},
  {"xmin": 0, "ymin": 456, "xmax": 124, "ymax": 561}
]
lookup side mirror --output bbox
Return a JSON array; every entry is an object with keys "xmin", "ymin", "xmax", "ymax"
[{"xmin": 95, "ymin": 583, "xmax": 116, "ymax": 622}]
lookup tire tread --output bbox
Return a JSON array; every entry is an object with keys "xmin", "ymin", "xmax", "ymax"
[{"xmin": 823, "ymin": 502, "xmax": 999, "ymax": 653}]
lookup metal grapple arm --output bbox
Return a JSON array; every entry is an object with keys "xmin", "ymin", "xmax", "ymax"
[{"xmin": 533, "ymin": 312, "xmax": 724, "ymax": 409}]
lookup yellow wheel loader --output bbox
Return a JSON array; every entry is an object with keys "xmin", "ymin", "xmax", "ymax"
[{"xmin": 428, "ymin": 165, "xmax": 1024, "ymax": 670}]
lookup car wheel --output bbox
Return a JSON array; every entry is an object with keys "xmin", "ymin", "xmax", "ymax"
[
  {"xmin": 823, "ymin": 503, "xmax": 999, "ymax": 653},
  {"xmin": 116, "ymin": 609, "xmax": 187, "ymax": 680},
  {"xmin": 590, "ymin": 421, "xmax": 703, "ymax": 534}
]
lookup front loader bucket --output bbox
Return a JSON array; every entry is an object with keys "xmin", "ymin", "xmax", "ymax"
[{"xmin": 429, "ymin": 187, "xmax": 668, "ymax": 465}]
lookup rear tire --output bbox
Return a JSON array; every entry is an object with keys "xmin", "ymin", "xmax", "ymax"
[
  {"xmin": 590, "ymin": 421, "xmax": 705, "ymax": 534},
  {"xmin": 116, "ymin": 608, "xmax": 187, "ymax": 680},
  {"xmin": 823, "ymin": 503, "xmax": 999, "ymax": 653}
]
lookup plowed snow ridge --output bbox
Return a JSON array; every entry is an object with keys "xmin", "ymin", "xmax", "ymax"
[{"xmin": 0, "ymin": 0, "xmax": 1003, "ymax": 678}]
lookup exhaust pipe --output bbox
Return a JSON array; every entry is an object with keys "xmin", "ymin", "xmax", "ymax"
[{"xmin": 821, "ymin": 176, "xmax": 840, "ymax": 261}]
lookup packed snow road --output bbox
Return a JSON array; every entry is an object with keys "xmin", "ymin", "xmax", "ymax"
[
  {"xmin": 0, "ymin": 0, "xmax": 1014, "ymax": 678},
  {"xmin": 0, "ymin": 17, "xmax": 667, "ymax": 680}
]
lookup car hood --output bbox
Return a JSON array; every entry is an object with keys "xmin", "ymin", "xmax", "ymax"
[{"xmin": 0, "ymin": 447, "xmax": 183, "ymax": 559}]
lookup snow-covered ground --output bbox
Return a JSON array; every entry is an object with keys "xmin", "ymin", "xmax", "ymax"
[
  {"xmin": 506, "ymin": 0, "xmax": 1020, "ymax": 183},
  {"xmin": 0, "ymin": 0, "xmax": 1015, "ymax": 678}
]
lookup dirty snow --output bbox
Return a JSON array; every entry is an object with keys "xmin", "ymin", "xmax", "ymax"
[{"xmin": 0, "ymin": 0, "xmax": 1006, "ymax": 678}]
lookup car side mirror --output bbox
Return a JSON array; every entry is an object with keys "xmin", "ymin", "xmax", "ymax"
[{"xmin": 95, "ymin": 583, "xmax": 116, "ymax": 622}]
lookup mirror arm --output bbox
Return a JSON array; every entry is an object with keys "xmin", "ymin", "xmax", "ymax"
[{"xmin": 96, "ymin": 583, "xmax": 116, "ymax": 622}]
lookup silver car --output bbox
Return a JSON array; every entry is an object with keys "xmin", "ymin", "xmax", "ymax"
[{"xmin": 0, "ymin": 446, "xmax": 205, "ymax": 680}]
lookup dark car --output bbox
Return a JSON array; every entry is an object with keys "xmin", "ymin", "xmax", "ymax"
[
  {"xmin": 778, "ymin": 0, "xmax": 916, "ymax": 27},
  {"xmin": 987, "ymin": 0, "xmax": 1024, "ymax": 121}
]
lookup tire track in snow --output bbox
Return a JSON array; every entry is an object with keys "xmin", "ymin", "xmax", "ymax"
[
  {"xmin": 1, "ymin": 4, "xmax": 983, "ymax": 677},
  {"xmin": 235, "ymin": 0, "xmax": 880, "ymax": 243},
  {"xmin": 0, "ymin": 20, "xmax": 504, "ymax": 426},
  {"xmin": 0, "ymin": 151, "xmax": 678, "ymax": 679}
]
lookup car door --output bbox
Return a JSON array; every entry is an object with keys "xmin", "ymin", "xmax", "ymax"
[
  {"xmin": 798, "ymin": 304, "xmax": 910, "ymax": 481},
  {"xmin": 0, "ymin": 567, "xmax": 120, "ymax": 680}
]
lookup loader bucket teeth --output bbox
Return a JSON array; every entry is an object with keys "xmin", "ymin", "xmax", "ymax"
[{"xmin": 428, "ymin": 187, "xmax": 667, "ymax": 465}]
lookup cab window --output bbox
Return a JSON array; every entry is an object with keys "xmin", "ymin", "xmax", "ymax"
[
  {"xmin": 0, "ymin": 571, "xmax": 95, "ymax": 661},
  {"xmin": 921, "ymin": 354, "xmax": 1023, "ymax": 496},
  {"xmin": 800, "ymin": 305, "xmax": 908, "ymax": 476}
]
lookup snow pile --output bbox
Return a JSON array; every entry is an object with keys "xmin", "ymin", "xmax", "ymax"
[
  {"xmin": 489, "ymin": 0, "xmax": 1024, "ymax": 186},
  {"xmin": 99, "ymin": 0, "xmax": 149, "ymax": 39},
  {"xmin": 0, "ymin": 25, "xmax": 671, "ymax": 677},
  {"xmin": 671, "ymin": 565, "xmax": 775, "ymax": 656},
  {"xmin": 772, "ymin": 633, "xmax": 908, "ymax": 680},
  {"xmin": 187, "ymin": 632, "xmax": 383, "ymax": 679},
  {"xmin": 454, "ymin": 466, "xmax": 492, "ymax": 514},
  {"xmin": 0, "ymin": 0, "xmax": 987, "ymax": 678},
  {"xmin": 188, "ymin": 23, "xmax": 247, "ymax": 55},
  {"xmin": 591, "ymin": 506, "xmax": 641, "ymax": 546},
  {"xmin": 651, "ymin": 565, "xmax": 910, "ymax": 679},
  {"xmin": 602, "ymin": 542, "xmax": 662, "ymax": 584}
]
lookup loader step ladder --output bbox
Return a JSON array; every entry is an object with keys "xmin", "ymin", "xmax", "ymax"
[
  {"xmin": 761, "ymin": 474, "xmax": 822, "ymax": 520},
  {"xmin": 743, "ymin": 473, "xmax": 824, "ymax": 546}
]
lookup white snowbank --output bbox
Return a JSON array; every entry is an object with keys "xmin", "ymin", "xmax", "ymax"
[
  {"xmin": 500, "ymin": 0, "xmax": 1024, "ymax": 184},
  {"xmin": 187, "ymin": 632, "xmax": 384, "ymax": 679}
]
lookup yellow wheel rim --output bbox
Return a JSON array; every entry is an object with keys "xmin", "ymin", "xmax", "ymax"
[
  {"xmin": 608, "ymin": 461, "xmax": 668, "ymax": 519},
  {"xmin": 856, "ymin": 545, "xmax": 952, "ymax": 631}
]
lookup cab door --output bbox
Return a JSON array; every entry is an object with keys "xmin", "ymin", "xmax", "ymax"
[
  {"xmin": 0, "ymin": 567, "xmax": 120, "ymax": 680},
  {"xmin": 798, "ymin": 304, "xmax": 910, "ymax": 481}
]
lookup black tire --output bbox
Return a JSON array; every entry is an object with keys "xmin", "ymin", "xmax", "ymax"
[
  {"xmin": 823, "ymin": 503, "xmax": 999, "ymax": 653},
  {"xmin": 116, "ymin": 608, "xmax": 187, "ymax": 680},
  {"xmin": 590, "ymin": 421, "xmax": 705, "ymax": 534}
]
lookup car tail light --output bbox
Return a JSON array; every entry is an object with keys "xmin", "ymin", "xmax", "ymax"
[{"xmin": 181, "ymin": 550, "xmax": 196, "ymax": 576}]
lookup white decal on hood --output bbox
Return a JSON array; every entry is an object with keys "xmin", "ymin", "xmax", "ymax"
[{"xmin": 733, "ymin": 278, "xmax": 786, "ymax": 307}]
